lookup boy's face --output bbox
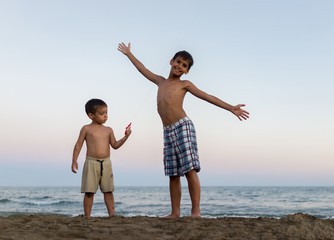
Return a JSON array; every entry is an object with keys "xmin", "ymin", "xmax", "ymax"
[
  {"xmin": 170, "ymin": 57, "xmax": 190, "ymax": 76},
  {"xmin": 89, "ymin": 106, "xmax": 108, "ymax": 124}
]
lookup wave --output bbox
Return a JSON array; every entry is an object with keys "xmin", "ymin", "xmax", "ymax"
[
  {"xmin": 16, "ymin": 196, "xmax": 51, "ymax": 200},
  {"xmin": 0, "ymin": 199, "xmax": 11, "ymax": 203},
  {"xmin": 22, "ymin": 200, "xmax": 79, "ymax": 206}
]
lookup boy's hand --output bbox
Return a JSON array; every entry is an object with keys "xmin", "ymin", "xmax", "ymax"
[
  {"xmin": 71, "ymin": 161, "xmax": 78, "ymax": 174},
  {"xmin": 118, "ymin": 42, "xmax": 131, "ymax": 56},
  {"xmin": 231, "ymin": 104, "xmax": 250, "ymax": 121},
  {"xmin": 125, "ymin": 123, "xmax": 132, "ymax": 135}
]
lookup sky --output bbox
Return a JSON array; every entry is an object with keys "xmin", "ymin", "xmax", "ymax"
[{"xmin": 0, "ymin": 0, "xmax": 333, "ymax": 186}]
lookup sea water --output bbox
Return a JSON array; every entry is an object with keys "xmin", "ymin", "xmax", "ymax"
[{"xmin": 1, "ymin": 186, "xmax": 334, "ymax": 218}]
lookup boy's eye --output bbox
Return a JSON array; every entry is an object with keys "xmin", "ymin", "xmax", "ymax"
[{"xmin": 183, "ymin": 64, "xmax": 187, "ymax": 68}]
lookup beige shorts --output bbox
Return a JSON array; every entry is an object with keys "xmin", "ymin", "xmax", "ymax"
[{"xmin": 81, "ymin": 156, "xmax": 114, "ymax": 193}]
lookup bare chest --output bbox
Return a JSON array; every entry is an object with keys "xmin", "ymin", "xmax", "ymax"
[
  {"xmin": 86, "ymin": 128, "xmax": 110, "ymax": 142},
  {"xmin": 157, "ymin": 82, "xmax": 186, "ymax": 105}
]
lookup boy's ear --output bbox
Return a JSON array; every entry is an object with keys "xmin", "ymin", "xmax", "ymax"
[
  {"xmin": 169, "ymin": 59, "xmax": 174, "ymax": 65},
  {"xmin": 88, "ymin": 113, "xmax": 94, "ymax": 119}
]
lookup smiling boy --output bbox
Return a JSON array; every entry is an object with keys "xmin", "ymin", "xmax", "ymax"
[{"xmin": 118, "ymin": 42, "xmax": 249, "ymax": 217}]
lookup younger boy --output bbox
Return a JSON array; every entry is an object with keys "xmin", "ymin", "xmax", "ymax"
[
  {"xmin": 118, "ymin": 42, "xmax": 249, "ymax": 218},
  {"xmin": 71, "ymin": 98, "xmax": 132, "ymax": 217}
]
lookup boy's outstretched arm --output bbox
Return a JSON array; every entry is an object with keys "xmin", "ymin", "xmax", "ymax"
[
  {"xmin": 118, "ymin": 42, "xmax": 164, "ymax": 85},
  {"xmin": 185, "ymin": 81, "xmax": 249, "ymax": 121}
]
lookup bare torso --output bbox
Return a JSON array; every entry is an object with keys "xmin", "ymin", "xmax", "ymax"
[
  {"xmin": 85, "ymin": 124, "xmax": 111, "ymax": 159},
  {"xmin": 157, "ymin": 79, "xmax": 188, "ymax": 126}
]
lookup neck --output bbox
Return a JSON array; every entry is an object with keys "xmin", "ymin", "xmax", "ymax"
[
  {"xmin": 168, "ymin": 72, "xmax": 182, "ymax": 80},
  {"xmin": 91, "ymin": 121, "xmax": 103, "ymax": 126}
]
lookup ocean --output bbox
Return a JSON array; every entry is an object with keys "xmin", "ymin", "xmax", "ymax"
[{"xmin": 1, "ymin": 186, "xmax": 334, "ymax": 219}]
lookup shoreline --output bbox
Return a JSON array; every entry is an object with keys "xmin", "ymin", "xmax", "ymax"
[
  {"xmin": 1, "ymin": 213, "xmax": 334, "ymax": 239},
  {"xmin": 1, "ymin": 212, "xmax": 334, "ymax": 220}
]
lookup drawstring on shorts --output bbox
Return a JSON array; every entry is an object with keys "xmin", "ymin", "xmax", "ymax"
[{"xmin": 96, "ymin": 159, "xmax": 104, "ymax": 176}]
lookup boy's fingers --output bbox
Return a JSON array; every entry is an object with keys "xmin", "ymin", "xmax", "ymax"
[{"xmin": 125, "ymin": 123, "xmax": 131, "ymax": 135}]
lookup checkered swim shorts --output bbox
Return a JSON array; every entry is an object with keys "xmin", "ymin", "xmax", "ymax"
[{"xmin": 163, "ymin": 116, "xmax": 200, "ymax": 176}]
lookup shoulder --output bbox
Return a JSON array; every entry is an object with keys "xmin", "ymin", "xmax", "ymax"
[
  {"xmin": 79, "ymin": 124, "xmax": 93, "ymax": 135},
  {"xmin": 156, "ymin": 76, "xmax": 167, "ymax": 85},
  {"xmin": 182, "ymin": 79, "xmax": 193, "ymax": 85},
  {"xmin": 82, "ymin": 123, "xmax": 94, "ymax": 130},
  {"xmin": 105, "ymin": 125, "xmax": 113, "ymax": 131},
  {"xmin": 80, "ymin": 125, "xmax": 90, "ymax": 132},
  {"xmin": 77, "ymin": 125, "xmax": 90, "ymax": 138},
  {"xmin": 181, "ymin": 80, "xmax": 196, "ymax": 89},
  {"xmin": 102, "ymin": 125, "xmax": 114, "ymax": 133}
]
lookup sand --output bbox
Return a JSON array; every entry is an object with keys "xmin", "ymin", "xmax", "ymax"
[{"xmin": 1, "ymin": 213, "xmax": 334, "ymax": 240}]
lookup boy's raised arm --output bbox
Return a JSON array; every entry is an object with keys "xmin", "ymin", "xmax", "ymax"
[{"xmin": 118, "ymin": 42, "xmax": 164, "ymax": 85}]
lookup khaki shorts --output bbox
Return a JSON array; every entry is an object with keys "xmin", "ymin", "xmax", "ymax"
[{"xmin": 81, "ymin": 156, "xmax": 114, "ymax": 193}]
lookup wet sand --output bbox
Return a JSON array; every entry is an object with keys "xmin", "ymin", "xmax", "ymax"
[{"xmin": 1, "ymin": 213, "xmax": 334, "ymax": 239}]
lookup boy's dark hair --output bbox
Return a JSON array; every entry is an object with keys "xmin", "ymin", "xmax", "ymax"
[
  {"xmin": 172, "ymin": 50, "xmax": 194, "ymax": 70},
  {"xmin": 85, "ymin": 98, "xmax": 107, "ymax": 115}
]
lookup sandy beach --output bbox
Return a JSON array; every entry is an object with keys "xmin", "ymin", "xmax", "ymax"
[{"xmin": 0, "ymin": 213, "xmax": 334, "ymax": 240}]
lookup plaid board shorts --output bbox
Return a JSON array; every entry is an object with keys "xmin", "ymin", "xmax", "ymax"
[{"xmin": 163, "ymin": 116, "xmax": 200, "ymax": 176}]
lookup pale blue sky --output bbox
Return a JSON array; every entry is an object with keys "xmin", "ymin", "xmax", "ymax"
[{"xmin": 0, "ymin": 0, "xmax": 333, "ymax": 186}]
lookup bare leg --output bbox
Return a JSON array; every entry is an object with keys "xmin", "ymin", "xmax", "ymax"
[
  {"xmin": 84, "ymin": 192, "xmax": 94, "ymax": 217},
  {"xmin": 185, "ymin": 169, "xmax": 201, "ymax": 217},
  {"xmin": 164, "ymin": 176, "xmax": 181, "ymax": 218},
  {"xmin": 103, "ymin": 192, "xmax": 115, "ymax": 216}
]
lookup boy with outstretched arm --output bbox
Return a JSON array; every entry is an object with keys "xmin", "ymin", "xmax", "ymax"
[
  {"xmin": 71, "ymin": 98, "xmax": 132, "ymax": 217},
  {"xmin": 118, "ymin": 42, "xmax": 249, "ymax": 218}
]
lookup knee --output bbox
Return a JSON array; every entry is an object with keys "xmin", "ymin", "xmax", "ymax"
[
  {"xmin": 185, "ymin": 169, "xmax": 197, "ymax": 177},
  {"xmin": 104, "ymin": 192, "xmax": 113, "ymax": 198},
  {"xmin": 185, "ymin": 170, "xmax": 200, "ymax": 182},
  {"xmin": 85, "ymin": 192, "xmax": 94, "ymax": 198}
]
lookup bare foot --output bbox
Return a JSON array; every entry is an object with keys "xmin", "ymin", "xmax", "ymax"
[
  {"xmin": 190, "ymin": 210, "xmax": 201, "ymax": 218},
  {"xmin": 190, "ymin": 213, "xmax": 202, "ymax": 218},
  {"xmin": 162, "ymin": 213, "xmax": 180, "ymax": 218}
]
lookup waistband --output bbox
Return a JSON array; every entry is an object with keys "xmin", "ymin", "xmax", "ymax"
[
  {"xmin": 163, "ymin": 116, "xmax": 191, "ymax": 131},
  {"xmin": 86, "ymin": 156, "xmax": 110, "ymax": 161},
  {"xmin": 86, "ymin": 156, "xmax": 110, "ymax": 176}
]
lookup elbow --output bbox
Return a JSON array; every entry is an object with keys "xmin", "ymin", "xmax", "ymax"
[{"xmin": 112, "ymin": 144, "xmax": 120, "ymax": 150}]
